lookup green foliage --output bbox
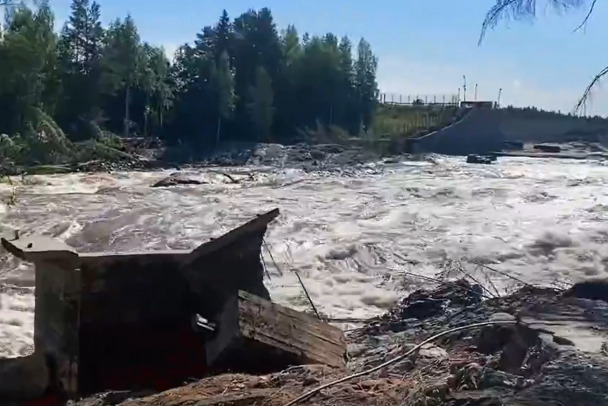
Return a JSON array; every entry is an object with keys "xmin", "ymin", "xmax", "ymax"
[
  {"xmin": 211, "ymin": 50, "xmax": 235, "ymax": 145},
  {"xmin": 97, "ymin": 131, "xmax": 125, "ymax": 150},
  {"xmin": 75, "ymin": 139, "xmax": 131, "ymax": 162},
  {"xmin": 248, "ymin": 66, "xmax": 274, "ymax": 141},
  {"xmin": 56, "ymin": 0, "xmax": 104, "ymax": 130},
  {"xmin": 373, "ymin": 105, "xmax": 460, "ymax": 139},
  {"xmin": 0, "ymin": 1, "xmax": 382, "ymax": 165},
  {"xmin": 297, "ymin": 121, "xmax": 351, "ymax": 144},
  {"xmin": 6, "ymin": 110, "xmax": 74, "ymax": 165},
  {"xmin": 0, "ymin": 2, "xmax": 59, "ymax": 133},
  {"xmin": 354, "ymin": 39, "xmax": 378, "ymax": 131}
]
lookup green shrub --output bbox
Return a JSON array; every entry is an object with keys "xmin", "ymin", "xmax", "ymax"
[
  {"xmin": 296, "ymin": 121, "xmax": 351, "ymax": 144},
  {"xmin": 97, "ymin": 131, "xmax": 125, "ymax": 151}
]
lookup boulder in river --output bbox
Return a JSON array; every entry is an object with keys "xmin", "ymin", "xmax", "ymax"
[
  {"xmin": 533, "ymin": 144, "xmax": 561, "ymax": 153},
  {"xmin": 563, "ymin": 278, "xmax": 608, "ymax": 302},
  {"xmin": 467, "ymin": 154, "xmax": 493, "ymax": 164}
]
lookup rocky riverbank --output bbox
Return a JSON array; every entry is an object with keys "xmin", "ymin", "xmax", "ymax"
[
  {"xmin": 71, "ymin": 279, "xmax": 608, "ymax": 406},
  {"xmin": 496, "ymin": 141, "xmax": 608, "ymax": 161},
  {"xmin": 192, "ymin": 142, "xmax": 386, "ymax": 170},
  {"xmin": 149, "ymin": 143, "xmax": 398, "ymax": 187},
  {"xmin": 0, "ymin": 142, "xmax": 391, "ymax": 178}
]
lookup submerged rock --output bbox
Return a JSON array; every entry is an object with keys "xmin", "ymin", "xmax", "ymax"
[
  {"xmin": 533, "ymin": 144, "xmax": 561, "ymax": 153},
  {"xmin": 564, "ymin": 278, "xmax": 608, "ymax": 302},
  {"xmin": 393, "ymin": 279, "xmax": 484, "ymax": 321},
  {"xmin": 466, "ymin": 154, "xmax": 493, "ymax": 164}
]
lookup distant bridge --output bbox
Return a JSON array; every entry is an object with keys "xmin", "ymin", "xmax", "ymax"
[{"xmin": 378, "ymin": 93, "xmax": 460, "ymax": 106}]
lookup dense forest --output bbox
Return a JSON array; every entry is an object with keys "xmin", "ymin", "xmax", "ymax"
[{"xmin": 0, "ymin": 0, "xmax": 379, "ymax": 165}]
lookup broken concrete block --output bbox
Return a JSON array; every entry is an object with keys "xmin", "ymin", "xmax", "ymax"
[
  {"xmin": 1, "ymin": 209, "xmax": 280, "ymax": 399},
  {"xmin": 0, "ymin": 352, "xmax": 49, "ymax": 401}
]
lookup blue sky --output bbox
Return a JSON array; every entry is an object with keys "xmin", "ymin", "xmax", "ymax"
[{"xmin": 49, "ymin": 0, "xmax": 608, "ymax": 115}]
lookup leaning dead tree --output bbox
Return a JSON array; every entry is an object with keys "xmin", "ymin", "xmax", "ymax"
[{"xmin": 478, "ymin": 0, "xmax": 601, "ymax": 113}]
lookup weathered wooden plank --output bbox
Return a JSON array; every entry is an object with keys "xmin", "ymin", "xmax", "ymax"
[{"xmin": 206, "ymin": 290, "xmax": 347, "ymax": 373}]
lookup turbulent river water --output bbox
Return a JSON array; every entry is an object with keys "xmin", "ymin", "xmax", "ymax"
[{"xmin": 1, "ymin": 155, "xmax": 608, "ymax": 358}]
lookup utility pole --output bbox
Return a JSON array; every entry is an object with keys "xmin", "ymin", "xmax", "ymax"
[
  {"xmin": 462, "ymin": 75, "xmax": 467, "ymax": 102},
  {"xmin": 474, "ymin": 84, "xmax": 478, "ymax": 100},
  {"xmin": 497, "ymin": 88, "xmax": 503, "ymax": 108}
]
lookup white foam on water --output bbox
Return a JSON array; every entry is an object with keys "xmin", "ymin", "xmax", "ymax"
[{"xmin": 2, "ymin": 156, "xmax": 608, "ymax": 357}]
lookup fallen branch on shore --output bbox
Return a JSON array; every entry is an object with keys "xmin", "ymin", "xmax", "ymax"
[
  {"xmin": 473, "ymin": 261, "xmax": 535, "ymax": 289},
  {"xmin": 68, "ymin": 278, "xmax": 608, "ymax": 406},
  {"xmin": 388, "ymin": 268, "xmax": 496, "ymax": 300},
  {"xmin": 282, "ymin": 320, "xmax": 517, "ymax": 406}
]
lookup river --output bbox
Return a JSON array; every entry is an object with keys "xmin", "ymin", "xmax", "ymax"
[{"xmin": 1, "ymin": 155, "xmax": 608, "ymax": 357}]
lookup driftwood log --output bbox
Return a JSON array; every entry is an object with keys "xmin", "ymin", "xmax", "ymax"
[{"xmin": 206, "ymin": 290, "xmax": 347, "ymax": 374}]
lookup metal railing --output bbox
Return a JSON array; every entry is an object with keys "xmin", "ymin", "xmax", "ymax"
[{"xmin": 378, "ymin": 93, "xmax": 460, "ymax": 106}]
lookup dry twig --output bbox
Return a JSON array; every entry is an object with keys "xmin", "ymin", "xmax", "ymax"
[
  {"xmin": 452, "ymin": 264, "xmax": 499, "ymax": 299},
  {"xmin": 388, "ymin": 261, "xmax": 495, "ymax": 300},
  {"xmin": 293, "ymin": 270, "xmax": 322, "ymax": 321},
  {"xmin": 473, "ymin": 262, "xmax": 534, "ymax": 289},
  {"xmin": 478, "ymin": 0, "xmax": 604, "ymax": 112},
  {"xmin": 573, "ymin": 0, "xmax": 597, "ymax": 32},
  {"xmin": 574, "ymin": 65, "xmax": 608, "ymax": 113},
  {"xmin": 263, "ymin": 238, "xmax": 320, "ymax": 319},
  {"xmin": 263, "ymin": 238, "xmax": 284, "ymax": 276},
  {"xmin": 282, "ymin": 320, "xmax": 516, "ymax": 406}
]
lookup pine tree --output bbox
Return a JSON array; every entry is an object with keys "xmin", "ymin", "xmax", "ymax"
[
  {"xmin": 213, "ymin": 10, "xmax": 232, "ymax": 62},
  {"xmin": 194, "ymin": 25, "xmax": 215, "ymax": 58},
  {"xmin": 57, "ymin": 0, "xmax": 104, "ymax": 131},
  {"xmin": 282, "ymin": 25, "xmax": 301, "ymax": 65},
  {"xmin": 149, "ymin": 45, "xmax": 173, "ymax": 129},
  {"xmin": 102, "ymin": 15, "xmax": 143, "ymax": 137},
  {"xmin": 354, "ymin": 38, "xmax": 378, "ymax": 133},
  {"xmin": 248, "ymin": 66, "xmax": 274, "ymax": 141},
  {"xmin": 338, "ymin": 36, "xmax": 356, "ymax": 132},
  {"xmin": 212, "ymin": 50, "xmax": 235, "ymax": 146}
]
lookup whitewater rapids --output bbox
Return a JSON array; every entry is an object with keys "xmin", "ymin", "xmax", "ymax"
[{"xmin": 1, "ymin": 155, "xmax": 608, "ymax": 358}]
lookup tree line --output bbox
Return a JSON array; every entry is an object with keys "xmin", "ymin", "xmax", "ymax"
[{"xmin": 0, "ymin": 0, "xmax": 379, "ymax": 164}]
